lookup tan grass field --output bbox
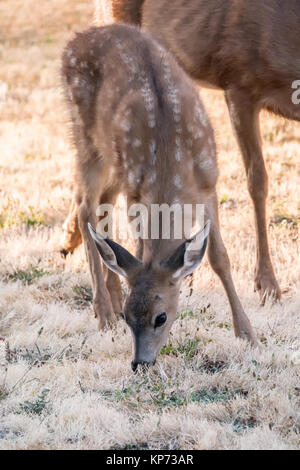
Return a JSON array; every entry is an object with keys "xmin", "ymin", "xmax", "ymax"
[{"xmin": 0, "ymin": 0, "xmax": 299, "ymax": 450}]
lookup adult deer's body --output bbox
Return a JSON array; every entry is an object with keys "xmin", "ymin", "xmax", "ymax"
[
  {"xmin": 62, "ymin": 24, "xmax": 256, "ymax": 368},
  {"xmin": 110, "ymin": 0, "xmax": 300, "ymax": 302}
]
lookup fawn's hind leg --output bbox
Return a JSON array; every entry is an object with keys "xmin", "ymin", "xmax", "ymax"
[{"xmin": 206, "ymin": 192, "xmax": 258, "ymax": 345}]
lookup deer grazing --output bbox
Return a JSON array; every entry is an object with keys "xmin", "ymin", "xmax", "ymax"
[
  {"xmin": 61, "ymin": 24, "xmax": 257, "ymax": 369},
  {"xmin": 109, "ymin": 0, "xmax": 300, "ymax": 303}
]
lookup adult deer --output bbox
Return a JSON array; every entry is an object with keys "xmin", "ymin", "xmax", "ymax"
[
  {"xmin": 108, "ymin": 0, "xmax": 300, "ymax": 303},
  {"xmin": 61, "ymin": 24, "xmax": 257, "ymax": 369}
]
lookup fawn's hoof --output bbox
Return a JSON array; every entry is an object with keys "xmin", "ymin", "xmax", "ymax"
[
  {"xmin": 97, "ymin": 315, "xmax": 117, "ymax": 331},
  {"xmin": 94, "ymin": 298, "xmax": 116, "ymax": 330},
  {"xmin": 110, "ymin": 295, "xmax": 123, "ymax": 317}
]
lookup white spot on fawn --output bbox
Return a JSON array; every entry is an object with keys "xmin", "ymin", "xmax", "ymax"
[
  {"xmin": 195, "ymin": 129, "xmax": 204, "ymax": 139},
  {"xmin": 198, "ymin": 145, "xmax": 214, "ymax": 170},
  {"xmin": 174, "ymin": 174, "xmax": 182, "ymax": 189},
  {"xmin": 149, "ymin": 172, "xmax": 157, "ymax": 184},
  {"xmin": 133, "ymin": 139, "xmax": 141, "ymax": 148},
  {"xmin": 199, "ymin": 148, "xmax": 210, "ymax": 161},
  {"xmin": 120, "ymin": 120, "xmax": 131, "ymax": 132},
  {"xmin": 140, "ymin": 74, "xmax": 156, "ymax": 128},
  {"xmin": 208, "ymin": 137, "xmax": 215, "ymax": 152},
  {"xmin": 172, "ymin": 198, "xmax": 181, "ymax": 206},
  {"xmin": 199, "ymin": 159, "xmax": 213, "ymax": 170},
  {"xmin": 175, "ymin": 148, "xmax": 181, "ymax": 162},
  {"xmin": 175, "ymin": 135, "xmax": 182, "ymax": 162},
  {"xmin": 194, "ymin": 103, "xmax": 208, "ymax": 127},
  {"xmin": 115, "ymin": 39, "xmax": 138, "ymax": 78},
  {"xmin": 128, "ymin": 170, "xmax": 135, "ymax": 185},
  {"xmin": 162, "ymin": 57, "xmax": 183, "ymax": 150},
  {"xmin": 150, "ymin": 140, "xmax": 156, "ymax": 165}
]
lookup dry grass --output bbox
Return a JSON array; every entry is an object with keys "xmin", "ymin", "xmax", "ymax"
[{"xmin": 0, "ymin": 0, "xmax": 299, "ymax": 450}]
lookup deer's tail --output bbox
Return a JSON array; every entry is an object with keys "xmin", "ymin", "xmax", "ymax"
[
  {"xmin": 112, "ymin": 0, "xmax": 145, "ymax": 24},
  {"xmin": 94, "ymin": 0, "xmax": 145, "ymax": 26}
]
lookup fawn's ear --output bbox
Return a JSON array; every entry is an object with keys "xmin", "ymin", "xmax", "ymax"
[
  {"xmin": 161, "ymin": 220, "xmax": 211, "ymax": 279},
  {"xmin": 88, "ymin": 223, "xmax": 142, "ymax": 277}
]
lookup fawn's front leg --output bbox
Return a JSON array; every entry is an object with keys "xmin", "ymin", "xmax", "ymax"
[
  {"xmin": 76, "ymin": 169, "xmax": 116, "ymax": 329},
  {"xmin": 98, "ymin": 185, "xmax": 124, "ymax": 316},
  {"xmin": 60, "ymin": 189, "xmax": 123, "ymax": 317}
]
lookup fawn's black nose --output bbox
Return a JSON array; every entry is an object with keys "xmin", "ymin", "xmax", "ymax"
[
  {"xmin": 131, "ymin": 361, "xmax": 138, "ymax": 372},
  {"xmin": 131, "ymin": 360, "xmax": 155, "ymax": 372}
]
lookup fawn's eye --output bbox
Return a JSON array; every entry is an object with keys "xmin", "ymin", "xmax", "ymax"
[
  {"xmin": 155, "ymin": 312, "xmax": 167, "ymax": 328},
  {"xmin": 120, "ymin": 312, "xmax": 125, "ymax": 320}
]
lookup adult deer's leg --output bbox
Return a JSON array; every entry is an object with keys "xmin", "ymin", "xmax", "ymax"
[
  {"xmin": 77, "ymin": 163, "xmax": 116, "ymax": 330},
  {"xmin": 225, "ymin": 88, "xmax": 281, "ymax": 303},
  {"xmin": 60, "ymin": 197, "xmax": 82, "ymax": 257},
  {"xmin": 206, "ymin": 192, "xmax": 258, "ymax": 345}
]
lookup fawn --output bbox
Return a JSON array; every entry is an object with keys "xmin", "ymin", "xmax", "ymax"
[
  {"xmin": 62, "ymin": 24, "xmax": 257, "ymax": 370},
  {"xmin": 110, "ymin": 0, "xmax": 300, "ymax": 303}
]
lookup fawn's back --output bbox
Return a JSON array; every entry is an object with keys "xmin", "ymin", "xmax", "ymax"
[{"xmin": 62, "ymin": 24, "xmax": 217, "ymax": 215}]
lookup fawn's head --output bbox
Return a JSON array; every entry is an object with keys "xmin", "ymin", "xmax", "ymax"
[{"xmin": 88, "ymin": 221, "xmax": 210, "ymax": 371}]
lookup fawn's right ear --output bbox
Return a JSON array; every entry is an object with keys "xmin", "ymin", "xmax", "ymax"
[
  {"xmin": 161, "ymin": 220, "xmax": 211, "ymax": 279},
  {"xmin": 88, "ymin": 223, "xmax": 142, "ymax": 277}
]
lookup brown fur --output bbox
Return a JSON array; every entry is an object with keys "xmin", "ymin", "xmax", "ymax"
[
  {"xmin": 61, "ymin": 24, "xmax": 257, "ymax": 367},
  {"xmin": 110, "ymin": 0, "xmax": 300, "ymax": 301}
]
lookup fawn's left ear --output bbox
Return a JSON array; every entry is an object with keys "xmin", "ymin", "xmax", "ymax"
[
  {"xmin": 161, "ymin": 220, "xmax": 211, "ymax": 279},
  {"xmin": 88, "ymin": 223, "xmax": 142, "ymax": 277}
]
